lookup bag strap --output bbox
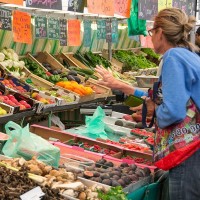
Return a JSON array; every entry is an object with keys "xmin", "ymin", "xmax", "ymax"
[
  {"xmin": 5, "ymin": 121, "xmax": 22, "ymax": 136},
  {"xmin": 142, "ymin": 101, "xmax": 155, "ymax": 128}
]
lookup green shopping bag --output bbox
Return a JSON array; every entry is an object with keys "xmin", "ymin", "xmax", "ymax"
[
  {"xmin": 128, "ymin": 0, "xmax": 147, "ymax": 36},
  {"xmin": 2, "ymin": 121, "xmax": 60, "ymax": 168},
  {"xmin": 128, "ymin": 172, "xmax": 169, "ymax": 200}
]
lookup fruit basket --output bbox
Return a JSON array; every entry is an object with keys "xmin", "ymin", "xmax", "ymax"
[
  {"xmin": 0, "ymin": 74, "xmax": 33, "ymax": 94},
  {"xmin": 30, "ymin": 91, "xmax": 57, "ymax": 113}
]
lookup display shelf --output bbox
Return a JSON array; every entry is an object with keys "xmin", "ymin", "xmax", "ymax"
[
  {"xmin": 0, "ymin": 110, "xmax": 36, "ymax": 125},
  {"xmin": 0, "ymin": 96, "xmax": 116, "ymax": 125}
]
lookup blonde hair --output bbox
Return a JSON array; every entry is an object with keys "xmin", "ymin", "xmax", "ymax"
[{"xmin": 154, "ymin": 8, "xmax": 199, "ymax": 52}]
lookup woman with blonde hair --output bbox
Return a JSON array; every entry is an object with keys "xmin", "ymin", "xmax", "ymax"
[{"xmin": 96, "ymin": 8, "xmax": 200, "ymax": 200}]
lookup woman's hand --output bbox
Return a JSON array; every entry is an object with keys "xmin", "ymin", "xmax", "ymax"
[
  {"xmin": 95, "ymin": 65, "xmax": 118, "ymax": 88},
  {"xmin": 95, "ymin": 65, "xmax": 135, "ymax": 95}
]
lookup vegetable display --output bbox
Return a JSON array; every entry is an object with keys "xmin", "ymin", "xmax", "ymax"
[
  {"xmin": 22, "ymin": 57, "xmax": 65, "ymax": 84},
  {"xmin": 113, "ymin": 50, "xmax": 157, "ymax": 73},
  {"xmin": 79, "ymin": 159, "xmax": 151, "ymax": 188},
  {"xmin": 0, "ymin": 48, "xmax": 26, "ymax": 78},
  {"xmin": 56, "ymin": 81, "xmax": 93, "ymax": 96},
  {"xmin": 74, "ymin": 51, "xmax": 111, "ymax": 69},
  {"xmin": 97, "ymin": 186, "xmax": 128, "ymax": 200},
  {"xmin": 141, "ymin": 48, "xmax": 160, "ymax": 65}
]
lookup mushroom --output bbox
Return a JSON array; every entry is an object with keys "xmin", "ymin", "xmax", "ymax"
[{"xmin": 62, "ymin": 189, "xmax": 78, "ymax": 198}]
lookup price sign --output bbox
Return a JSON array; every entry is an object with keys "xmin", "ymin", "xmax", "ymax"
[
  {"xmin": 186, "ymin": 0, "xmax": 195, "ymax": 16},
  {"xmin": 158, "ymin": 0, "xmax": 167, "ymax": 12},
  {"xmin": 68, "ymin": 0, "xmax": 85, "ymax": 13},
  {"xmin": 138, "ymin": 0, "xmax": 158, "ymax": 20},
  {"xmin": 106, "ymin": 19, "xmax": 112, "ymax": 43},
  {"xmin": 114, "ymin": 0, "xmax": 132, "ymax": 18},
  {"xmin": 26, "ymin": 0, "xmax": 62, "ymax": 10},
  {"xmin": 97, "ymin": 19, "xmax": 106, "ymax": 39},
  {"xmin": 35, "ymin": 16, "xmax": 47, "ymax": 38},
  {"xmin": 48, "ymin": 18, "xmax": 60, "ymax": 40},
  {"xmin": 167, "ymin": 0, "xmax": 172, "ymax": 7},
  {"xmin": 173, "ymin": 0, "xmax": 188, "ymax": 14},
  {"xmin": 83, "ymin": 20, "xmax": 92, "ymax": 47},
  {"xmin": 0, "ymin": 8, "xmax": 12, "ymax": 31},
  {"xmin": 13, "ymin": 10, "xmax": 32, "ymax": 44},
  {"xmin": 112, "ymin": 18, "xmax": 118, "ymax": 43},
  {"xmin": 87, "ymin": 0, "xmax": 114, "ymax": 16},
  {"xmin": 0, "ymin": 0, "xmax": 23, "ymax": 5},
  {"xmin": 59, "ymin": 19, "xmax": 67, "ymax": 46},
  {"xmin": 68, "ymin": 19, "xmax": 81, "ymax": 46}
]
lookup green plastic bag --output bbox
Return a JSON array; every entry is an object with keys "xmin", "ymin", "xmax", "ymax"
[
  {"xmin": 128, "ymin": 0, "xmax": 147, "ymax": 36},
  {"xmin": 79, "ymin": 106, "xmax": 108, "ymax": 140},
  {"xmin": 2, "ymin": 121, "xmax": 60, "ymax": 168}
]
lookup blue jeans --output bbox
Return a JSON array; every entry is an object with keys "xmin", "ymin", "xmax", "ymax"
[{"xmin": 169, "ymin": 149, "xmax": 200, "ymax": 200}]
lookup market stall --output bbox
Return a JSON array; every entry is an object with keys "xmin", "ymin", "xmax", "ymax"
[{"xmin": 0, "ymin": 0, "xmax": 198, "ymax": 199}]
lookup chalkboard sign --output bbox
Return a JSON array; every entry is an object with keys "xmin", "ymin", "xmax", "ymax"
[
  {"xmin": 0, "ymin": 8, "xmax": 12, "ymax": 31},
  {"xmin": 173, "ymin": 0, "xmax": 195, "ymax": 16},
  {"xmin": 68, "ymin": 0, "xmax": 84, "ymax": 13},
  {"xmin": 106, "ymin": 19, "xmax": 112, "ymax": 43},
  {"xmin": 138, "ymin": 0, "xmax": 158, "ymax": 20},
  {"xmin": 48, "ymin": 18, "xmax": 60, "ymax": 40},
  {"xmin": 83, "ymin": 20, "xmax": 92, "ymax": 47},
  {"xmin": 26, "ymin": 0, "xmax": 62, "ymax": 10},
  {"xmin": 97, "ymin": 19, "xmax": 106, "ymax": 39},
  {"xmin": 60, "ymin": 19, "xmax": 67, "ymax": 46},
  {"xmin": 35, "ymin": 16, "xmax": 47, "ymax": 38},
  {"xmin": 112, "ymin": 19, "xmax": 118, "ymax": 43}
]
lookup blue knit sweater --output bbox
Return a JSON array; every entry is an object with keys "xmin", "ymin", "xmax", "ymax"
[{"xmin": 156, "ymin": 47, "xmax": 200, "ymax": 128}]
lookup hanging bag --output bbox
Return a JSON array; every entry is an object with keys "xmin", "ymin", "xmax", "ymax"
[
  {"xmin": 143, "ymin": 80, "xmax": 200, "ymax": 170},
  {"xmin": 2, "ymin": 121, "xmax": 60, "ymax": 168}
]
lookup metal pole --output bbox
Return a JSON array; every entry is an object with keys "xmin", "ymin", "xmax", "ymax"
[{"xmin": 108, "ymin": 18, "xmax": 112, "ymax": 61}]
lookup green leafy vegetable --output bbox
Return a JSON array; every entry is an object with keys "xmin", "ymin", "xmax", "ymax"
[
  {"xmin": 97, "ymin": 186, "xmax": 128, "ymax": 200},
  {"xmin": 113, "ymin": 50, "xmax": 157, "ymax": 73}
]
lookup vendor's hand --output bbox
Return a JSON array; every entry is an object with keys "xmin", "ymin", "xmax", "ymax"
[
  {"xmin": 95, "ymin": 65, "xmax": 118, "ymax": 88},
  {"xmin": 145, "ymin": 97, "xmax": 155, "ymax": 117}
]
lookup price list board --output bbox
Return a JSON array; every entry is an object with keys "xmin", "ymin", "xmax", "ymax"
[
  {"xmin": 68, "ymin": 0, "xmax": 85, "ymax": 13},
  {"xmin": 59, "ymin": 19, "xmax": 67, "ymax": 46},
  {"xmin": 138, "ymin": 0, "xmax": 158, "ymax": 20},
  {"xmin": 48, "ymin": 18, "xmax": 60, "ymax": 40},
  {"xmin": 0, "ymin": 8, "xmax": 12, "ymax": 31},
  {"xmin": 83, "ymin": 20, "xmax": 92, "ymax": 47},
  {"xmin": 97, "ymin": 19, "xmax": 106, "ymax": 40},
  {"xmin": 26, "ymin": 0, "xmax": 62, "ymax": 10},
  {"xmin": 35, "ymin": 16, "xmax": 47, "ymax": 38}
]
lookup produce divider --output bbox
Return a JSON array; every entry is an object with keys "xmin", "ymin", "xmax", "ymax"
[{"xmin": 30, "ymin": 125, "xmax": 154, "ymax": 170}]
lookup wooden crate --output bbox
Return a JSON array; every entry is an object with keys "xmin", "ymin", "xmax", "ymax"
[
  {"xmin": 21, "ymin": 71, "xmax": 54, "ymax": 91},
  {"xmin": 35, "ymin": 51, "xmax": 67, "ymax": 73},
  {"xmin": 85, "ymin": 79, "xmax": 112, "ymax": 99},
  {"xmin": 62, "ymin": 52, "xmax": 89, "ymax": 69}
]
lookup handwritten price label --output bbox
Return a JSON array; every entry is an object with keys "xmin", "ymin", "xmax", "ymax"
[
  {"xmin": 0, "ymin": 8, "xmax": 12, "ymax": 31},
  {"xmin": 60, "ymin": 19, "xmax": 67, "ymax": 46},
  {"xmin": 48, "ymin": 18, "xmax": 60, "ymax": 40},
  {"xmin": 87, "ymin": 0, "xmax": 114, "ymax": 16},
  {"xmin": 35, "ymin": 16, "xmax": 47, "ymax": 38},
  {"xmin": 114, "ymin": 0, "xmax": 131, "ymax": 18},
  {"xmin": 13, "ymin": 10, "xmax": 32, "ymax": 44},
  {"xmin": 83, "ymin": 20, "xmax": 92, "ymax": 47},
  {"xmin": 26, "ymin": 0, "xmax": 62, "ymax": 10},
  {"xmin": 68, "ymin": 19, "xmax": 81, "ymax": 46},
  {"xmin": 0, "ymin": 0, "xmax": 23, "ymax": 5}
]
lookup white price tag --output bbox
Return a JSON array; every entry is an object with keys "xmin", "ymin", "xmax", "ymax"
[{"xmin": 20, "ymin": 186, "xmax": 45, "ymax": 200}]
